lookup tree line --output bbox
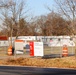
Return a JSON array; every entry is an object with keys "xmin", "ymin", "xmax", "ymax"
[{"xmin": 0, "ymin": 0, "xmax": 76, "ymax": 37}]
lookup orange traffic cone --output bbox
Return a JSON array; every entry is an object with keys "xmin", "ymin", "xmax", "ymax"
[
  {"xmin": 62, "ymin": 45, "xmax": 68, "ymax": 57},
  {"xmin": 8, "ymin": 46, "xmax": 12, "ymax": 55}
]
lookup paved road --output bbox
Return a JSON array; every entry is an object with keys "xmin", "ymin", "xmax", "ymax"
[{"xmin": 0, "ymin": 66, "xmax": 76, "ymax": 75}]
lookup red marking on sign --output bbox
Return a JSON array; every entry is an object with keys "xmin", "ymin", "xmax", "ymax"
[
  {"xmin": 15, "ymin": 40, "xmax": 24, "ymax": 42},
  {"xmin": 30, "ymin": 42, "xmax": 34, "ymax": 56}
]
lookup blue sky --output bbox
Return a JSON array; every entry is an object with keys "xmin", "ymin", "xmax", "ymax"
[{"xmin": 27, "ymin": 0, "xmax": 55, "ymax": 16}]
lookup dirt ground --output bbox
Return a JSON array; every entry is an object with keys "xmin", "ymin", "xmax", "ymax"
[{"xmin": 0, "ymin": 56, "xmax": 76, "ymax": 69}]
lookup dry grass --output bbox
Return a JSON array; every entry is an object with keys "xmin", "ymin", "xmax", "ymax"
[
  {"xmin": 0, "ymin": 56, "xmax": 76, "ymax": 69},
  {"xmin": 0, "ymin": 46, "xmax": 75, "ymax": 69}
]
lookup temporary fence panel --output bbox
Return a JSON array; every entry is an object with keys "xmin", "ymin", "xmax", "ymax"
[
  {"xmin": 0, "ymin": 46, "xmax": 8, "ymax": 56},
  {"xmin": 15, "ymin": 40, "xmax": 24, "ymax": 54},
  {"xmin": 0, "ymin": 36, "xmax": 8, "ymax": 56},
  {"xmin": 0, "ymin": 41, "xmax": 9, "ymax": 46}
]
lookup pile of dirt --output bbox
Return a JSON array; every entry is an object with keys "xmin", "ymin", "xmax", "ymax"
[{"xmin": 0, "ymin": 56, "xmax": 76, "ymax": 69}]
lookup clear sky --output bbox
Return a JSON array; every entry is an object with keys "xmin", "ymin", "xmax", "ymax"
[{"xmin": 27, "ymin": 0, "xmax": 55, "ymax": 16}]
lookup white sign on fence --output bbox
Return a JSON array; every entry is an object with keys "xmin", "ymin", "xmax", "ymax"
[
  {"xmin": 34, "ymin": 42, "xmax": 44, "ymax": 56},
  {"xmin": 30, "ymin": 42, "xmax": 44, "ymax": 56},
  {"xmin": 15, "ymin": 40, "xmax": 24, "ymax": 54}
]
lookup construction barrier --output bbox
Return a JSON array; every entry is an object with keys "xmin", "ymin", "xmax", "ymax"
[
  {"xmin": 62, "ymin": 45, "xmax": 68, "ymax": 57},
  {"xmin": 8, "ymin": 46, "xmax": 12, "ymax": 55}
]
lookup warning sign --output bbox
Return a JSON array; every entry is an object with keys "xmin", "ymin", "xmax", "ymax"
[{"xmin": 30, "ymin": 42, "xmax": 44, "ymax": 56}]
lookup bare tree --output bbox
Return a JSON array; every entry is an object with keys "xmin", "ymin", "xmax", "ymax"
[
  {"xmin": 55, "ymin": 0, "xmax": 76, "ymax": 35},
  {"xmin": 0, "ymin": 0, "xmax": 28, "ymax": 46},
  {"xmin": 35, "ymin": 16, "xmax": 47, "ymax": 36},
  {"xmin": 35, "ymin": 12, "xmax": 70, "ymax": 36},
  {"xmin": 0, "ymin": 0, "xmax": 13, "ymax": 8},
  {"xmin": 43, "ymin": 12, "xmax": 70, "ymax": 36}
]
